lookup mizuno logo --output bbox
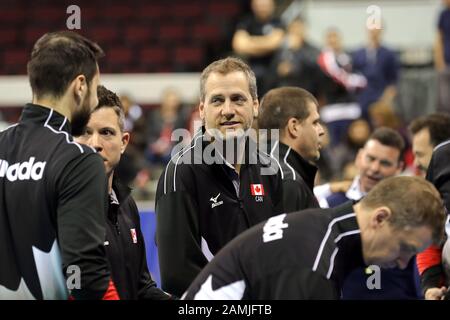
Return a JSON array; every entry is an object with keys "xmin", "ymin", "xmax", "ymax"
[
  {"xmin": 0, "ymin": 157, "xmax": 46, "ymax": 182},
  {"xmin": 210, "ymin": 193, "xmax": 223, "ymax": 208}
]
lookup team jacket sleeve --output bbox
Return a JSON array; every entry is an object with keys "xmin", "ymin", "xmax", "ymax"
[
  {"xmin": 156, "ymin": 168, "xmax": 208, "ymax": 297},
  {"xmin": 57, "ymin": 154, "xmax": 117, "ymax": 300},
  {"xmin": 254, "ymin": 267, "xmax": 339, "ymax": 299},
  {"xmin": 125, "ymin": 199, "xmax": 172, "ymax": 300},
  {"xmin": 418, "ymin": 145, "xmax": 450, "ymax": 293},
  {"xmin": 282, "ymin": 180, "xmax": 312, "ymax": 213},
  {"xmin": 272, "ymin": 169, "xmax": 285, "ymax": 215},
  {"xmin": 427, "ymin": 146, "xmax": 450, "ymax": 211}
]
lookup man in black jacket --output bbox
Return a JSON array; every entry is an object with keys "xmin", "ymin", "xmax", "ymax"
[
  {"xmin": 75, "ymin": 85, "xmax": 172, "ymax": 300},
  {"xmin": 183, "ymin": 176, "xmax": 445, "ymax": 299},
  {"xmin": 418, "ymin": 139, "xmax": 450, "ymax": 299},
  {"xmin": 258, "ymin": 86, "xmax": 324, "ymax": 212},
  {"xmin": 155, "ymin": 57, "xmax": 284, "ymax": 297},
  {"xmin": 0, "ymin": 31, "xmax": 117, "ymax": 299}
]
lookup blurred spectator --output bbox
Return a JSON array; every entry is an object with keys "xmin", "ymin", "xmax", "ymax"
[
  {"xmin": 317, "ymin": 28, "xmax": 367, "ymax": 147},
  {"xmin": 369, "ymin": 100, "xmax": 402, "ymax": 130},
  {"xmin": 267, "ymin": 16, "xmax": 321, "ymax": 96},
  {"xmin": 332, "ymin": 118, "xmax": 371, "ymax": 180},
  {"xmin": 435, "ymin": 0, "xmax": 450, "ymax": 112},
  {"xmin": 315, "ymin": 124, "xmax": 336, "ymax": 183},
  {"xmin": 146, "ymin": 88, "xmax": 188, "ymax": 167},
  {"xmin": 232, "ymin": 0, "xmax": 284, "ymax": 96},
  {"xmin": 352, "ymin": 22, "xmax": 400, "ymax": 122}
]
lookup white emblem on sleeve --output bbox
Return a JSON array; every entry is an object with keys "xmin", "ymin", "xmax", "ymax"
[{"xmin": 194, "ymin": 275, "xmax": 245, "ymax": 300}]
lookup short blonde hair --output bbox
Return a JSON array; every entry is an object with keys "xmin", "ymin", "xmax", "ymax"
[
  {"xmin": 199, "ymin": 57, "xmax": 257, "ymax": 102},
  {"xmin": 360, "ymin": 176, "xmax": 446, "ymax": 244}
]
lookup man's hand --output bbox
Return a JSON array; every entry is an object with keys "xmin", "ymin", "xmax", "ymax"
[{"xmin": 425, "ymin": 286, "xmax": 447, "ymax": 300}]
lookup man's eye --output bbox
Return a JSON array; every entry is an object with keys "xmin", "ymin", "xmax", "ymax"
[
  {"xmin": 102, "ymin": 129, "xmax": 114, "ymax": 136},
  {"xmin": 231, "ymin": 95, "xmax": 247, "ymax": 104}
]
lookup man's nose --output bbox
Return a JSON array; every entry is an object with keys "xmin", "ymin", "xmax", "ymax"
[
  {"xmin": 89, "ymin": 134, "xmax": 103, "ymax": 152},
  {"xmin": 369, "ymin": 160, "xmax": 380, "ymax": 172},
  {"xmin": 221, "ymin": 100, "xmax": 235, "ymax": 117},
  {"xmin": 318, "ymin": 123, "xmax": 325, "ymax": 136}
]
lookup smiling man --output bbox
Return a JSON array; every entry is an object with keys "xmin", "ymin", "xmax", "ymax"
[
  {"xmin": 183, "ymin": 176, "xmax": 445, "ymax": 300},
  {"xmin": 155, "ymin": 57, "xmax": 284, "ymax": 297},
  {"xmin": 322, "ymin": 127, "xmax": 404, "ymax": 208},
  {"xmin": 316, "ymin": 127, "xmax": 418, "ymax": 299}
]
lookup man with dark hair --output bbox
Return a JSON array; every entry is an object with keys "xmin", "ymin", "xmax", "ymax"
[
  {"xmin": 183, "ymin": 176, "xmax": 446, "ymax": 300},
  {"xmin": 0, "ymin": 31, "xmax": 118, "ymax": 299},
  {"xmin": 419, "ymin": 138, "xmax": 450, "ymax": 300},
  {"xmin": 258, "ymin": 86, "xmax": 324, "ymax": 212},
  {"xmin": 408, "ymin": 113, "xmax": 450, "ymax": 176},
  {"xmin": 75, "ymin": 85, "xmax": 172, "ymax": 300},
  {"xmin": 319, "ymin": 127, "xmax": 404, "ymax": 208},
  {"xmin": 156, "ymin": 57, "xmax": 284, "ymax": 297}
]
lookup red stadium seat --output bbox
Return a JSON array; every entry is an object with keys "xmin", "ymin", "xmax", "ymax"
[
  {"xmin": 0, "ymin": 29, "xmax": 18, "ymax": 47},
  {"xmin": 107, "ymin": 47, "xmax": 133, "ymax": 65},
  {"xmin": 208, "ymin": 3, "xmax": 241, "ymax": 18},
  {"xmin": 159, "ymin": 24, "xmax": 188, "ymax": 43},
  {"xmin": 124, "ymin": 26, "xmax": 154, "ymax": 45},
  {"xmin": 24, "ymin": 28, "xmax": 52, "ymax": 46},
  {"xmin": 139, "ymin": 46, "xmax": 168, "ymax": 65},
  {"xmin": 103, "ymin": 5, "xmax": 134, "ymax": 22},
  {"xmin": 174, "ymin": 45, "xmax": 204, "ymax": 70},
  {"xmin": 192, "ymin": 23, "xmax": 222, "ymax": 42},
  {"xmin": 3, "ymin": 49, "xmax": 28, "ymax": 74},
  {"xmin": 138, "ymin": 4, "xmax": 167, "ymax": 21},
  {"xmin": 0, "ymin": 8, "xmax": 26, "ymax": 25},
  {"xmin": 171, "ymin": 2, "xmax": 203, "ymax": 20},
  {"xmin": 89, "ymin": 26, "xmax": 118, "ymax": 45},
  {"xmin": 31, "ymin": 7, "xmax": 65, "ymax": 25}
]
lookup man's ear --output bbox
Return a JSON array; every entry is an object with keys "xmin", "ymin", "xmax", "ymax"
[
  {"xmin": 253, "ymin": 98, "xmax": 259, "ymax": 118},
  {"xmin": 121, "ymin": 132, "xmax": 130, "ymax": 154},
  {"xmin": 395, "ymin": 161, "xmax": 405, "ymax": 175},
  {"xmin": 355, "ymin": 148, "xmax": 364, "ymax": 167},
  {"xmin": 286, "ymin": 117, "xmax": 300, "ymax": 139},
  {"xmin": 370, "ymin": 206, "xmax": 392, "ymax": 228},
  {"xmin": 199, "ymin": 101, "xmax": 205, "ymax": 120},
  {"xmin": 72, "ymin": 74, "xmax": 87, "ymax": 104}
]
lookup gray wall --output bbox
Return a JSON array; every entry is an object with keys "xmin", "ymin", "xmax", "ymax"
[{"xmin": 301, "ymin": 0, "xmax": 442, "ymax": 50}]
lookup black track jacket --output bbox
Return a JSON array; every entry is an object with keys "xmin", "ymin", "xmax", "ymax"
[
  {"xmin": 184, "ymin": 201, "xmax": 364, "ymax": 300},
  {"xmin": 0, "ymin": 104, "xmax": 112, "ymax": 299},
  {"xmin": 155, "ymin": 128, "xmax": 284, "ymax": 296}
]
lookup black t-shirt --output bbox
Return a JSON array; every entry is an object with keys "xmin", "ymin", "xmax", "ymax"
[{"xmin": 235, "ymin": 15, "xmax": 283, "ymax": 68}]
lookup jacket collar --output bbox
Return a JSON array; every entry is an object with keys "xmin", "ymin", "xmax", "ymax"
[
  {"xmin": 192, "ymin": 126, "xmax": 266, "ymax": 169},
  {"xmin": 111, "ymin": 175, "xmax": 131, "ymax": 205},
  {"xmin": 20, "ymin": 103, "xmax": 71, "ymax": 133},
  {"xmin": 345, "ymin": 176, "xmax": 366, "ymax": 201},
  {"xmin": 277, "ymin": 141, "xmax": 317, "ymax": 189}
]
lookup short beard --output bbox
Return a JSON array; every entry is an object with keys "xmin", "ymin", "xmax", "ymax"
[
  {"xmin": 71, "ymin": 108, "xmax": 91, "ymax": 137},
  {"xmin": 71, "ymin": 88, "xmax": 92, "ymax": 137}
]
